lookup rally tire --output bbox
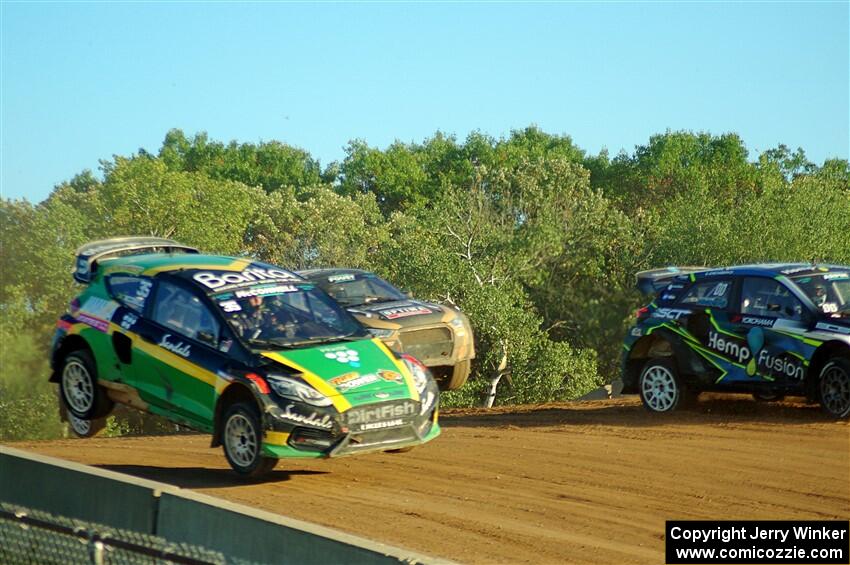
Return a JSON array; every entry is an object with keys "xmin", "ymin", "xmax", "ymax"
[
  {"xmin": 639, "ymin": 358, "xmax": 689, "ymax": 413},
  {"xmin": 442, "ymin": 359, "xmax": 471, "ymax": 391},
  {"xmin": 59, "ymin": 350, "xmax": 113, "ymax": 420},
  {"xmin": 68, "ymin": 414, "xmax": 106, "ymax": 438},
  {"xmin": 819, "ymin": 358, "xmax": 850, "ymax": 419},
  {"xmin": 222, "ymin": 402, "xmax": 277, "ymax": 478}
]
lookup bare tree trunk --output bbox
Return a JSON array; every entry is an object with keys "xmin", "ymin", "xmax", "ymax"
[{"xmin": 483, "ymin": 339, "xmax": 509, "ymax": 408}]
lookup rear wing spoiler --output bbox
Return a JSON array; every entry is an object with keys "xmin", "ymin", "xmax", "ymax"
[
  {"xmin": 74, "ymin": 237, "xmax": 198, "ymax": 283},
  {"xmin": 635, "ymin": 266, "xmax": 710, "ymax": 295}
]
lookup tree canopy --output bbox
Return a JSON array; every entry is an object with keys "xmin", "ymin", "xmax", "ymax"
[{"xmin": 2, "ymin": 126, "xmax": 848, "ymax": 437}]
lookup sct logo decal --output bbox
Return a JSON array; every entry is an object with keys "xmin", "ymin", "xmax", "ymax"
[
  {"xmin": 651, "ymin": 308, "xmax": 691, "ymax": 321},
  {"xmin": 193, "ymin": 268, "xmax": 298, "ymax": 290},
  {"xmin": 323, "ymin": 348, "xmax": 361, "ymax": 368}
]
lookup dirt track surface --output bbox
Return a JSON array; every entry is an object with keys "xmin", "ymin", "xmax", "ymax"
[{"xmin": 14, "ymin": 396, "xmax": 850, "ymax": 565}]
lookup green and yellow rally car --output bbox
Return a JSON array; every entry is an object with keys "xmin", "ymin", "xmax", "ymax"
[
  {"xmin": 51, "ymin": 238, "xmax": 440, "ymax": 477},
  {"xmin": 297, "ymin": 269, "xmax": 476, "ymax": 391}
]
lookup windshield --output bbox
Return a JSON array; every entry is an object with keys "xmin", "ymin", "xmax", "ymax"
[
  {"xmin": 792, "ymin": 273, "xmax": 850, "ymax": 316},
  {"xmin": 211, "ymin": 282, "xmax": 368, "ymax": 347},
  {"xmin": 311, "ymin": 273, "xmax": 407, "ymax": 307}
]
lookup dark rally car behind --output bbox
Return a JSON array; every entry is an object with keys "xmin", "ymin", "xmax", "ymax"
[{"xmin": 621, "ymin": 264, "xmax": 850, "ymax": 418}]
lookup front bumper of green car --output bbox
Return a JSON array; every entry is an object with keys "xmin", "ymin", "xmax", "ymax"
[{"xmin": 260, "ymin": 402, "xmax": 441, "ymax": 459}]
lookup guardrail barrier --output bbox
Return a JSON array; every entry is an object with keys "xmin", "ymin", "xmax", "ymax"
[{"xmin": 0, "ymin": 446, "xmax": 447, "ymax": 564}]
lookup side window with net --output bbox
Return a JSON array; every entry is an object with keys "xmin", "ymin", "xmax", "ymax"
[
  {"xmin": 152, "ymin": 281, "xmax": 220, "ymax": 342},
  {"xmin": 740, "ymin": 278, "xmax": 804, "ymax": 320},
  {"xmin": 107, "ymin": 276, "xmax": 154, "ymax": 313},
  {"xmin": 679, "ymin": 280, "xmax": 731, "ymax": 309}
]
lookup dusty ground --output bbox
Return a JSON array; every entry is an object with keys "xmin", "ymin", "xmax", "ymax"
[{"xmin": 13, "ymin": 395, "xmax": 850, "ymax": 565}]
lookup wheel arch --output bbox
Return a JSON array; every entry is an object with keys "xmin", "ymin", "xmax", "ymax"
[
  {"xmin": 50, "ymin": 334, "xmax": 93, "ymax": 383},
  {"xmin": 623, "ymin": 333, "xmax": 677, "ymax": 393},
  {"xmin": 211, "ymin": 383, "xmax": 260, "ymax": 448},
  {"xmin": 806, "ymin": 341, "xmax": 850, "ymax": 400}
]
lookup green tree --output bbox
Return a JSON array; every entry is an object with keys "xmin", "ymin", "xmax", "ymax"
[{"xmin": 158, "ymin": 129, "xmax": 322, "ymax": 192}]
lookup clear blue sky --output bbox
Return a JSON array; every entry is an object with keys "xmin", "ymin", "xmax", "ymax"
[{"xmin": 2, "ymin": 1, "xmax": 848, "ymax": 203}]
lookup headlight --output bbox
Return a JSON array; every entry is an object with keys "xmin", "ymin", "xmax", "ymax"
[
  {"xmin": 267, "ymin": 375, "xmax": 332, "ymax": 407},
  {"xmin": 401, "ymin": 354, "xmax": 430, "ymax": 394},
  {"xmin": 367, "ymin": 328, "xmax": 394, "ymax": 338},
  {"xmin": 449, "ymin": 317, "xmax": 466, "ymax": 336}
]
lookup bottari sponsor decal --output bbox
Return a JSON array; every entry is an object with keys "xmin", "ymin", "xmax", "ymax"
[{"xmin": 193, "ymin": 267, "xmax": 298, "ymax": 290}]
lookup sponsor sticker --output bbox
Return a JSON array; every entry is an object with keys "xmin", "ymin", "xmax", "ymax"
[
  {"xmin": 823, "ymin": 303, "xmax": 839, "ymax": 314},
  {"xmin": 119, "ymin": 313, "xmax": 138, "ymax": 330},
  {"xmin": 276, "ymin": 404, "xmax": 333, "ymax": 430},
  {"xmin": 321, "ymin": 347, "xmax": 361, "ymax": 367},
  {"xmin": 77, "ymin": 297, "xmax": 119, "ymax": 332},
  {"xmin": 782, "ymin": 266, "xmax": 812, "ymax": 275},
  {"xmin": 741, "ymin": 316, "xmax": 775, "ymax": 328},
  {"xmin": 193, "ymin": 267, "xmax": 298, "ymax": 291},
  {"xmin": 815, "ymin": 323, "xmax": 850, "ymax": 335},
  {"xmin": 219, "ymin": 300, "xmax": 241, "ymax": 312},
  {"xmin": 707, "ymin": 331, "xmax": 805, "ymax": 380},
  {"xmin": 346, "ymin": 401, "xmax": 418, "ymax": 427},
  {"xmin": 158, "ymin": 334, "xmax": 192, "ymax": 358},
  {"xmin": 651, "ymin": 308, "xmax": 691, "ymax": 321},
  {"xmin": 328, "ymin": 274, "xmax": 356, "ymax": 283},
  {"xmin": 377, "ymin": 369, "xmax": 403, "ymax": 384},
  {"xmin": 357, "ymin": 419, "xmax": 404, "ymax": 431},
  {"xmin": 329, "ymin": 372, "xmax": 379, "ymax": 391},
  {"xmin": 379, "ymin": 306, "xmax": 432, "ymax": 320},
  {"xmin": 234, "ymin": 285, "xmax": 298, "ymax": 298}
]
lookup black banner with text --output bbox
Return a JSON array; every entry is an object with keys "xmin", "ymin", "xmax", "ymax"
[{"xmin": 666, "ymin": 521, "xmax": 849, "ymax": 564}]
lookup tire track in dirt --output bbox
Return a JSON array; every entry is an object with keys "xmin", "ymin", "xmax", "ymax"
[{"xmin": 13, "ymin": 396, "xmax": 850, "ymax": 564}]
